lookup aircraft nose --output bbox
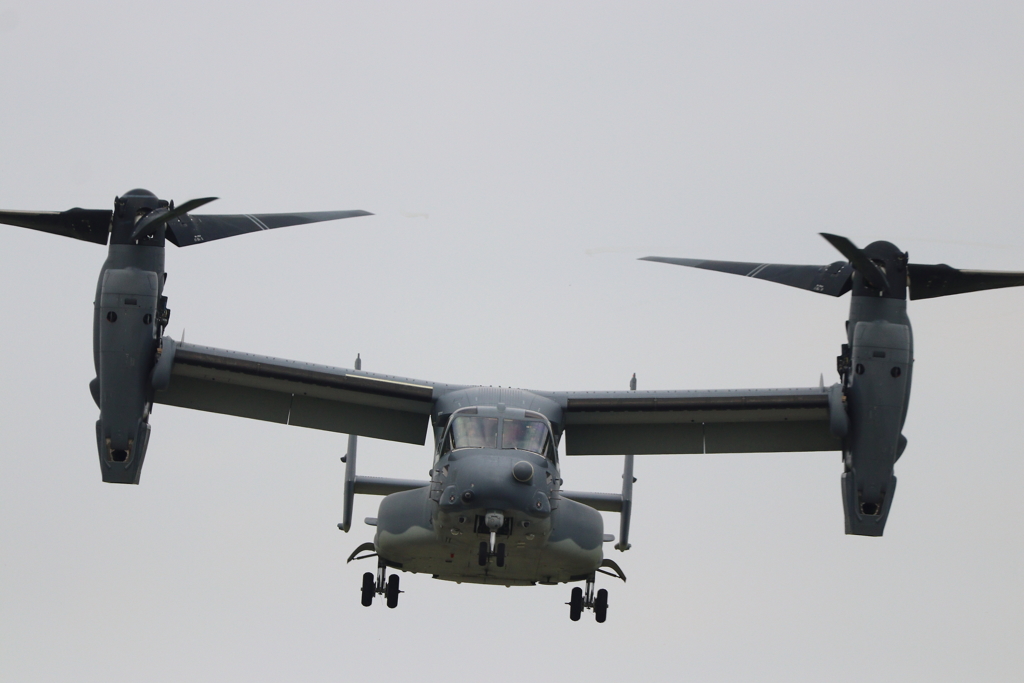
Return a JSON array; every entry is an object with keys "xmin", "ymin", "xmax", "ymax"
[{"xmin": 438, "ymin": 452, "xmax": 548, "ymax": 514}]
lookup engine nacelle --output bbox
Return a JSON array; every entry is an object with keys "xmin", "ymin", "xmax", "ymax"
[
  {"xmin": 95, "ymin": 267, "xmax": 160, "ymax": 483},
  {"xmin": 841, "ymin": 319, "xmax": 911, "ymax": 535}
]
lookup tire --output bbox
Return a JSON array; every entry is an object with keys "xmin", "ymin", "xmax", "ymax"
[
  {"xmin": 386, "ymin": 574, "xmax": 400, "ymax": 609},
  {"xmin": 496, "ymin": 543, "xmax": 506, "ymax": 568},
  {"xmin": 361, "ymin": 572, "xmax": 375, "ymax": 607},
  {"xmin": 595, "ymin": 588, "xmax": 608, "ymax": 623},
  {"xmin": 569, "ymin": 586, "xmax": 583, "ymax": 622},
  {"xmin": 478, "ymin": 541, "xmax": 489, "ymax": 566}
]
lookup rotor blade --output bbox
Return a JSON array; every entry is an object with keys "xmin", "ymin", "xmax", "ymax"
[
  {"xmin": 640, "ymin": 256, "xmax": 854, "ymax": 296},
  {"xmin": 908, "ymin": 263, "xmax": 1024, "ymax": 300},
  {"xmin": 0, "ymin": 208, "xmax": 111, "ymax": 245},
  {"xmin": 164, "ymin": 209, "xmax": 372, "ymax": 247},
  {"xmin": 819, "ymin": 233, "xmax": 890, "ymax": 293},
  {"xmin": 131, "ymin": 196, "xmax": 218, "ymax": 241}
]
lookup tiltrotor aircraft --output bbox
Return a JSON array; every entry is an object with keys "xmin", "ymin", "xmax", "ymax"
[{"xmin": 4, "ymin": 189, "xmax": 1024, "ymax": 623}]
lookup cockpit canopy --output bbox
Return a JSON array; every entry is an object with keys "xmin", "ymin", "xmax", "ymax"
[
  {"xmin": 449, "ymin": 415, "xmax": 499, "ymax": 449},
  {"xmin": 440, "ymin": 408, "xmax": 556, "ymax": 461}
]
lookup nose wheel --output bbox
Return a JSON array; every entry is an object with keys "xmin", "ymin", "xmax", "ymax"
[
  {"xmin": 360, "ymin": 559, "xmax": 402, "ymax": 608},
  {"xmin": 478, "ymin": 535, "xmax": 507, "ymax": 568},
  {"xmin": 567, "ymin": 574, "xmax": 609, "ymax": 623}
]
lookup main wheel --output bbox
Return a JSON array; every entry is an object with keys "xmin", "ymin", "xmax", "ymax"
[
  {"xmin": 569, "ymin": 586, "xmax": 583, "ymax": 622},
  {"xmin": 386, "ymin": 574, "xmax": 400, "ymax": 609},
  {"xmin": 478, "ymin": 541, "xmax": 488, "ymax": 566},
  {"xmin": 360, "ymin": 572, "xmax": 375, "ymax": 607},
  {"xmin": 496, "ymin": 543, "xmax": 506, "ymax": 568},
  {"xmin": 594, "ymin": 588, "xmax": 608, "ymax": 623}
]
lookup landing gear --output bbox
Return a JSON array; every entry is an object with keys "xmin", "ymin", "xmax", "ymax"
[
  {"xmin": 360, "ymin": 572, "xmax": 374, "ymax": 607},
  {"xmin": 478, "ymin": 539, "xmax": 507, "ymax": 567},
  {"xmin": 567, "ymin": 574, "xmax": 610, "ymax": 623},
  {"xmin": 495, "ymin": 543, "xmax": 506, "ymax": 568},
  {"xmin": 569, "ymin": 587, "xmax": 583, "ymax": 621},
  {"xmin": 386, "ymin": 574, "xmax": 400, "ymax": 609},
  {"xmin": 594, "ymin": 588, "xmax": 608, "ymax": 623},
  {"xmin": 475, "ymin": 510, "xmax": 509, "ymax": 568},
  {"xmin": 359, "ymin": 559, "xmax": 403, "ymax": 608}
]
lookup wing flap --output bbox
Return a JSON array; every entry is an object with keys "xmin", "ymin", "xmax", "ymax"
[
  {"xmin": 704, "ymin": 420, "xmax": 837, "ymax": 453},
  {"xmin": 154, "ymin": 343, "xmax": 437, "ymax": 445},
  {"xmin": 157, "ymin": 374, "xmax": 292, "ymax": 423},
  {"xmin": 567, "ymin": 422, "xmax": 705, "ymax": 455},
  {"xmin": 559, "ymin": 388, "xmax": 840, "ymax": 455},
  {"xmin": 289, "ymin": 395, "xmax": 426, "ymax": 443}
]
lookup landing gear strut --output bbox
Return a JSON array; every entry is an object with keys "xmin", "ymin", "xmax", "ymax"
[
  {"xmin": 477, "ymin": 511, "xmax": 508, "ymax": 568},
  {"xmin": 360, "ymin": 559, "xmax": 402, "ymax": 608},
  {"xmin": 567, "ymin": 574, "xmax": 609, "ymax": 623}
]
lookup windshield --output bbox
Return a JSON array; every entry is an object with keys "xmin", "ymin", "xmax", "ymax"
[
  {"xmin": 448, "ymin": 416, "xmax": 499, "ymax": 450},
  {"xmin": 501, "ymin": 419, "xmax": 550, "ymax": 456}
]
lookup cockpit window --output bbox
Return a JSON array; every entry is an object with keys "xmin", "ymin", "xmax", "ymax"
[
  {"xmin": 501, "ymin": 419, "xmax": 551, "ymax": 457},
  {"xmin": 447, "ymin": 416, "xmax": 499, "ymax": 450}
]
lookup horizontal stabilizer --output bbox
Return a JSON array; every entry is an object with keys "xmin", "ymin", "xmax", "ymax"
[
  {"xmin": 561, "ymin": 490, "xmax": 624, "ymax": 512},
  {"xmin": 353, "ymin": 476, "xmax": 428, "ymax": 496}
]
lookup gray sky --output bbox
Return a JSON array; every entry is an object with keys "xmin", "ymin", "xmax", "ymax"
[{"xmin": 1, "ymin": 2, "xmax": 1022, "ymax": 681}]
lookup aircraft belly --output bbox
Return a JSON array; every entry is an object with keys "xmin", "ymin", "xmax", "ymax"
[
  {"xmin": 387, "ymin": 499, "xmax": 604, "ymax": 585},
  {"xmin": 376, "ymin": 524, "xmax": 604, "ymax": 585},
  {"xmin": 423, "ymin": 536, "xmax": 602, "ymax": 585},
  {"xmin": 372, "ymin": 478, "xmax": 605, "ymax": 585}
]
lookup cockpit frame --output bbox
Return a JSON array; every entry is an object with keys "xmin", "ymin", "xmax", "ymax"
[{"xmin": 437, "ymin": 405, "xmax": 558, "ymax": 465}]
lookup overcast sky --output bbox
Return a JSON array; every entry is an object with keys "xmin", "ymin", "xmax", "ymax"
[{"xmin": 1, "ymin": 2, "xmax": 1022, "ymax": 681}]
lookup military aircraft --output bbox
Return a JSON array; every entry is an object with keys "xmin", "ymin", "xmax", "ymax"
[{"xmin": 3, "ymin": 189, "xmax": 1024, "ymax": 624}]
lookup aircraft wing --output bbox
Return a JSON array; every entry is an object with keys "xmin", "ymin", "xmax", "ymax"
[
  {"xmin": 154, "ymin": 342, "xmax": 840, "ymax": 454},
  {"xmin": 154, "ymin": 342, "xmax": 459, "ymax": 445},
  {"xmin": 544, "ymin": 387, "xmax": 840, "ymax": 455}
]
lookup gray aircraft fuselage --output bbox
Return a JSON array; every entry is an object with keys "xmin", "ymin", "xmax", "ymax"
[{"xmin": 374, "ymin": 400, "xmax": 605, "ymax": 585}]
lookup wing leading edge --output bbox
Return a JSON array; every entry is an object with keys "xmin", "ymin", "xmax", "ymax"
[
  {"xmin": 547, "ymin": 387, "xmax": 840, "ymax": 455},
  {"xmin": 154, "ymin": 343, "xmax": 456, "ymax": 445}
]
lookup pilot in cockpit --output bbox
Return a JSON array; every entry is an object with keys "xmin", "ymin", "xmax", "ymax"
[
  {"xmin": 501, "ymin": 419, "xmax": 550, "ymax": 457},
  {"xmin": 449, "ymin": 415, "xmax": 499, "ymax": 450}
]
